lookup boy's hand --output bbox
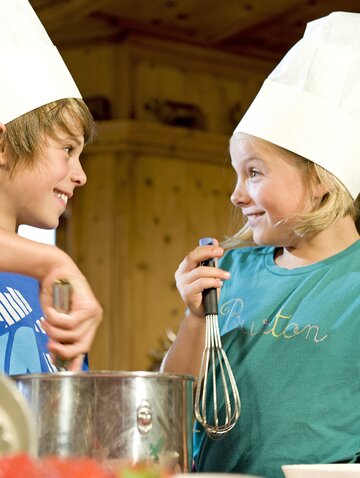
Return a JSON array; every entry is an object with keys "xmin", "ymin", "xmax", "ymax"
[{"xmin": 39, "ymin": 255, "xmax": 102, "ymax": 370}]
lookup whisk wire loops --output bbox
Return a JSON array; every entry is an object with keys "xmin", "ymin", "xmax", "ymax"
[{"xmin": 194, "ymin": 312, "xmax": 241, "ymax": 439}]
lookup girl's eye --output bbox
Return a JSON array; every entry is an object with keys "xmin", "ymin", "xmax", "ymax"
[{"xmin": 249, "ymin": 168, "xmax": 260, "ymax": 178}]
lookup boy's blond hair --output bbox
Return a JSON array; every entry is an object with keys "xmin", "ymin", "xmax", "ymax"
[
  {"xmin": 1, "ymin": 98, "xmax": 95, "ymax": 176},
  {"xmin": 224, "ymin": 133, "xmax": 358, "ymax": 248}
]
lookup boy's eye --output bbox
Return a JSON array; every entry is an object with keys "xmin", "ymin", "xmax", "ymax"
[{"xmin": 64, "ymin": 146, "xmax": 73, "ymax": 154}]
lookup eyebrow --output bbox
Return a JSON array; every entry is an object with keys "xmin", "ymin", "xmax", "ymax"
[
  {"xmin": 61, "ymin": 135, "xmax": 83, "ymax": 146},
  {"xmin": 231, "ymin": 156, "xmax": 264, "ymax": 166}
]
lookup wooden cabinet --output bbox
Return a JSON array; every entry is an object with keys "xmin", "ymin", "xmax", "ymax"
[
  {"xmin": 61, "ymin": 35, "xmax": 273, "ymax": 133},
  {"xmin": 58, "ymin": 36, "xmax": 272, "ymax": 370}
]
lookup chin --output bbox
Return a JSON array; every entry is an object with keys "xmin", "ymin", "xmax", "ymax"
[
  {"xmin": 33, "ymin": 219, "xmax": 59, "ymax": 230},
  {"xmin": 252, "ymin": 232, "xmax": 271, "ymax": 246}
]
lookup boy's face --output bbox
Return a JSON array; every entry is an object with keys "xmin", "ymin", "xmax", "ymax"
[
  {"xmin": 229, "ymin": 136, "xmax": 313, "ymax": 247},
  {"xmin": 0, "ymin": 114, "xmax": 86, "ymax": 232}
]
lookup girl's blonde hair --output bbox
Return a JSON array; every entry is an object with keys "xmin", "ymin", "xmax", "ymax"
[
  {"xmin": 1, "ymin": 98, "xmax": 95, "ymax": 176},
  {"xmin": 224, "ymin": 133, "xmax": 358, "ymax": 248}
]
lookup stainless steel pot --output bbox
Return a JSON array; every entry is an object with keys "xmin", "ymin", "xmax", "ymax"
[{"xmin": 12, "ymin": 371, "xmax": 194, "ymax": 472}]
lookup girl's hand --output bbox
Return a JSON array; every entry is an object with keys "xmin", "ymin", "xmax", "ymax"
[{"xmin": 175, "ymin": 238, "xmax": 230, "ymax": 320}]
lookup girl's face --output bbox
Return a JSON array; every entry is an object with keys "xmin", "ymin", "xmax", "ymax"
[
  {"xmin": 230, "ymin": 135, "xmax": 314, "ymax": 247},
  {"xmin": 0, "ymin": 114, "xmax": 86, "ymax": 232}
]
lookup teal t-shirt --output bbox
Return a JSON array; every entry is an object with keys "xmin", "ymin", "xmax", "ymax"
[{"xmin": 193, "ymin": 240, "xmax": 360, "ymax": 478}]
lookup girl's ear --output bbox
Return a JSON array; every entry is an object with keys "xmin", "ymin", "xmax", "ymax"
[
  {"xmin": 314, "ymin": 181, "xmax": 328, "ymax": 199},
  {"xmin": 309, "ymin": 164, "xmax": 328, "ymax": 199}
]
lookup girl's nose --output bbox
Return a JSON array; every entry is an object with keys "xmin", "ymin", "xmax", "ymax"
[{"xmin": 230, "ymin": 180, "xmax": 250, "ymax": 207}]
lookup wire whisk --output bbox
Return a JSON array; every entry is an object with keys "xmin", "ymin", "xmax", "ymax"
[{"xmin": 194, "ymin": 238, "xmax": 241, "ymax": 438}]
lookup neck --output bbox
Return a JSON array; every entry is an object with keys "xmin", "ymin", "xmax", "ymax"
[{"xmin": 275, "ymin": 215, "xmax": 359, "ymax": 269}]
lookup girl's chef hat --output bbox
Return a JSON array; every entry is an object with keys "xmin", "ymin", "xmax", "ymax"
[
  {"xmin": 234, "ymin": 11, "xmax": 360, "ymax": 199},
  {"xmin": 0, "ymin": 0, "xmax": 81, "ymax": 125}
]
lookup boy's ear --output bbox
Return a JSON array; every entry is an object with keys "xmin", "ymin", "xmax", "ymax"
[{"xmin": 0, "ymin": 123, "xmax": 6, "ymax": 162}]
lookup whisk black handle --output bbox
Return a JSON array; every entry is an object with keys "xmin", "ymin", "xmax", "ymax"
[{"xmin": 199, "ymin": 238, "xmax": 218, "ymax": 316}]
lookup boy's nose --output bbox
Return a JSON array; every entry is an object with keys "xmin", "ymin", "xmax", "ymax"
[{"xmin": 72, "ymin": 161, "xmax": 87, "ymax": 187}]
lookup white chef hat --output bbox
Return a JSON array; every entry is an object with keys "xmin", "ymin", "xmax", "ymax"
[
  {"xmin": 234, "ymin": 11, "xmax": 360, "ymax": 199},
  {"xmin": 0, "ymin": 0, "xmax": 81, "ymax": 125}
]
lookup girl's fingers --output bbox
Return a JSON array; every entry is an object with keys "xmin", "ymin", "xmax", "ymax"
[
  {"xmin": 186, "ymin": 265, "xmax": 230, "ymax": 282},
  {"xmin": 177, "ymin": 245, "xmax": 224, "ymax": 274},
  {"xmin": 182, "ymin": 277, "xmax": 224, "ymax": 297},
  {"xmin": 174, "ymin": 240, "xmax": 228, "ymax": 318},
  {"xmin": 176, "ymin": 266, "xmax": 230, "ymax": 298}
]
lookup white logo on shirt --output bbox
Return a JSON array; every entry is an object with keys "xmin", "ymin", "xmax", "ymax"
[{"xmin": 0, "ymin": 287, "xmax": 32, "ymax": 326}]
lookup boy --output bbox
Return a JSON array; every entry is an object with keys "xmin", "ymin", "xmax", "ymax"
[{"xmin": 0, "ymin": 0, "xmax": 102, "ymax": 373}]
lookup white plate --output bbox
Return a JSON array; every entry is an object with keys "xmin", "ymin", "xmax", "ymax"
[
  {"xmin": 282, "ymin": 464, "xmax": 360, "ymax": 478},
  {"xmin": 0, "ymin": 374, "xmax": 37, "ymax": 456}
]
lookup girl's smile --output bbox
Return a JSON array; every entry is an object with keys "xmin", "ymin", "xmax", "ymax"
[{"xmin": 246, "ymin": 211, "xmax": 265, "ymax": 226}]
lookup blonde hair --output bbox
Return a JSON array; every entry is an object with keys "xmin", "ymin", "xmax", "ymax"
[
  {"xmin": 223, "ymin": 133, "xmax": 357, "ymax": 248},
  {"xmin": 1, "ymin": 98, "xmax": 95, "ymax": 176}
]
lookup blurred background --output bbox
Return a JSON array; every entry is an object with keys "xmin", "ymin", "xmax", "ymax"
[{"xmin": 30, "ymin": 0, "xmax": 360, "ymax": 371}]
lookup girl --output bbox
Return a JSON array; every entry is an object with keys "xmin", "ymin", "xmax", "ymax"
[{"xmin": 163, "ymin": 11, "xmax": 360, "ymax": 478}]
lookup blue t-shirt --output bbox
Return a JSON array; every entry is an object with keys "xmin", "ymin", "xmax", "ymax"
[
  {"xmin": 0, "ymin": 273, "xmax": 88, "ymax": 374},
  {"xmin": 193, "ymin": 240, "xmax": 360, "ymax": 478}
]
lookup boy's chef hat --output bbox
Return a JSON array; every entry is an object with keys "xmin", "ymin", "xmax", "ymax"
[
  {"xmin": 234, "ymin": 11, "xmax": 360, "ymax": 199},
  {"xmin": 0, "ymin": 0, "xmax": 81, "ymax": 125}
]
